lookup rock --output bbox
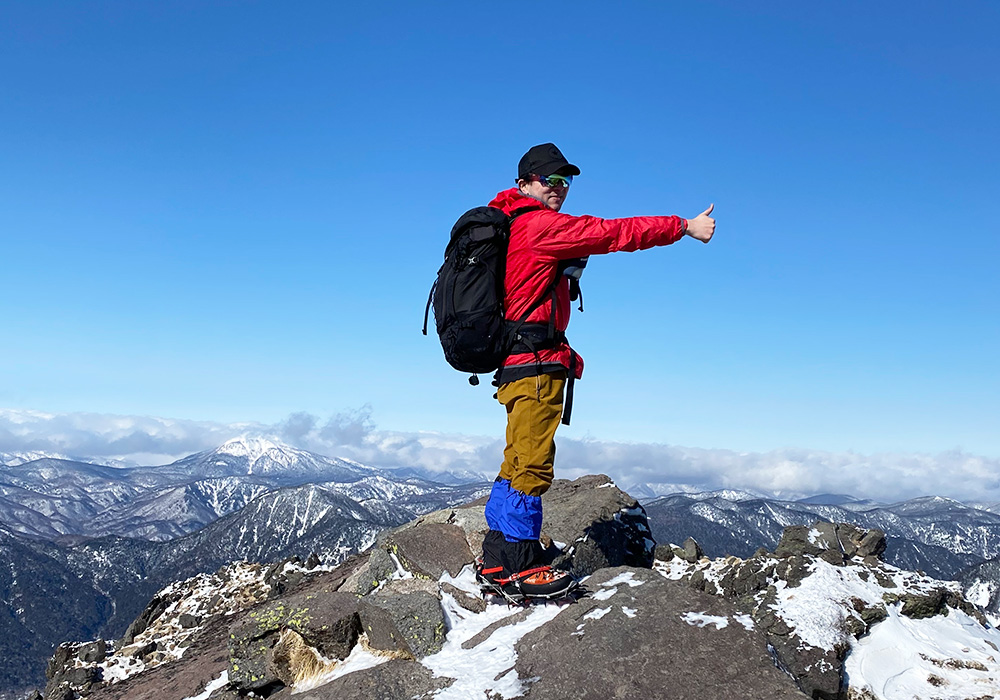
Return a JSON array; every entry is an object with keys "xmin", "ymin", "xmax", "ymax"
[
  {"xmin": 775, "ymin": 525, "xmax": 824, "ymax": 559},
  {"xmin": 378, "ymin": 578, "xmax": 439, "ymax": 598},
  {"xmin": 43, "ymin": 666, "xmax": 101, "ymax": 700},
  {"xmin": 382, "ymin": 522, "xmax": 472, "ymax": 579},
  {"xmin": 777, "ymin": 555, "xmax": 812, "ymax": 588},
  {"xmin": 653, "ymin": 543, "xmax": 675, "ymax": 561},
  {"xmin": 513, "ymin": 567, "xmax": 807, "ymax": 699},
  {"xmin": 895, "ymin": 589, "xmax": 948, "ymax": 619},
  {"xmin": 43, "ymin": 687, "xmax": 76, "ymax": 700},
  {"xmin": 811, "ymin": 521, "xmax": 842, "ymax": 551},
  {"xmin": 837, "ymin": 523, "xmax": 863, "ymax": 557},
  {"xmin": 305, "ymin": 552, "xmax": 321, "ymax": 569},
  {"xmin": 766, "ymin": 634, "xmax": 843, "ymax": 700},
  {"xmin": 264, "ymin": 556, "xmax": 305, "ymax": 597},
  {"xmin": 358, "ymin": 590, "xmax": 446, "ymax": 659},
  {"xmin": 440, "ymin": 582, "xmax": 486, "ymax": 614},
  {"xmin": 45, "ymin": 645, "xmax": 74, "ymax": 681},
  {"xmin": 121, "ymin": 641, "xmax": 157, "ymax": 659},
  {"xmin": 228, "ymin": 591, "xmax": 361, "ymax": 692},
  {"xmin": 461, "ymin": 609, "xmax": 532, "ymax": 650},
  {"xmin": 819, "ymin": 547, "xmax": 846, "ymax": 566},
  {"xmin": 717, "ymin": 557, "xmax": 776, "ymax": 601},
  {"xmin": 363, "ymin": 547, "xmax": 397, "ymax": 590},
  {"xmin": 857, "ymin": 529, "xmax": 887, "ymax": 559},
  {"xmin": 179, "ymin": 613, "xmax": 200, "ymax": 629},
  {"xmin": 448, "ymin": 505, "xmax": 488, "ymax": 555},
  {"xmin": 77, "ymin": 615, "xmax": 232, "ymax": 700},
  {"xmin": 78, "ymin": 639, "xmax": 107, "ymax": 664},
  {"xmin": 859, "ymin": 603, "xmax": 888, "ymax": 626},
  {"xmin": 540, "ymin": 475, "xmax": 656, "ymax": 577},
  {"xmin": 681, "ymin": 536, "xmax": 705, "ymax": 563}
]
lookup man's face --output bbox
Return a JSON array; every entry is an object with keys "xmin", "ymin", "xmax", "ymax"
[{"xmin": 518, "ymin": 174, "xmax": 570, "ymax": 212}]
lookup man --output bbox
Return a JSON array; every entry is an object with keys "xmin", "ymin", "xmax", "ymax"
[{"xmin": 478, "ymin": 143, "xmax": 716, "ymax": 599}]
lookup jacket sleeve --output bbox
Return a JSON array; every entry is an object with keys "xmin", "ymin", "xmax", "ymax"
[{"xmin": 519, "ymin": 210, "xmax": 687, "ymax": 261}]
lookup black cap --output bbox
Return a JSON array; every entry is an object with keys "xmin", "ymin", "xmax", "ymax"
[{"xmin": 517, "ymin": 143, "xmax": 581, "ymax": 180}]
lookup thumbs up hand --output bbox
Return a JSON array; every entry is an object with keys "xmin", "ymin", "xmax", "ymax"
[{"xmin": 685, "ymin": 204, "xmax": 716, "ymax": 243}]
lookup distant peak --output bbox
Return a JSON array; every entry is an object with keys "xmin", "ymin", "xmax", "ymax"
[{"xmin": 217, "ymin": 435, "xmax": 291, "ymax": 457}]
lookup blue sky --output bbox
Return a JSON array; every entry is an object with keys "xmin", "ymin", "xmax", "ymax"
[{"xmin": 2, "ymin": 1, "xmax": 998, "ymax": 469}]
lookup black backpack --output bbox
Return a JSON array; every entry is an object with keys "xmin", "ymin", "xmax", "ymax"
[{"xmin": 423, "ymin": 206, "xmax": 556, "ymax": 385}]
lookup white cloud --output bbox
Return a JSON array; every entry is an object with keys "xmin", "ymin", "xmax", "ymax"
[{"xmin": 1, "ymin": 408, "xmax": 998, "ymax": 504}]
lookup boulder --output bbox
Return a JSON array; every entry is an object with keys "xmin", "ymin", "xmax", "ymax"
[
  {"xmin": 856, "ymin": 528, "xmax": 887, "ymax": 558},
  {"xmin": 358, "ymin": 590, "xmax": 447, "ymax": 659},
  {"xmin": 77, "ymin": 639, "xmax": 107, "ymax": 664},
  {"xmin": 680, "ymin": 536, "xmax": 705, "ymax": 563},
  {"xmin": 228, "ymin": 591, "xmax": 361, "ymax": 693},
  {"xmin": 381, "ymin": 522, "xmax": 472, "ymax": 579},
  {"xmin": 774, "ymin": 525, "xmax": 824, "ymax": 559},
  {"xmin": 540, "ymin": 475, "xmax": 656, "ymax": 577}
]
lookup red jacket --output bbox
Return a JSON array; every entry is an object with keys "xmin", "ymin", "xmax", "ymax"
[{"xmin": 488, "ymin": 188, "xmax": 688, "ymax": 379}]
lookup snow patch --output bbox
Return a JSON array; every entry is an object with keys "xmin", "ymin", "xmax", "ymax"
[
  {"xmin": 845, "ymin": 605, "xmax": 1000, "ymax": 699},
  {"xmin": 770, "ymin": 559, "xmax": 951, "ymax": 653},
  {"xmin": 181, "ymin": 671, "xmax": 229, "ymax": 700},
  {"xmin": 681, "ymin": 612, "xmax": 730, "ymax": 629},
  {"xmin": 601, "ymin": 571, "xmax": 645, "ymax": 588},
  {"xmin": 592, "ymin": 587, "xmax": 618, "ymax": 601},
  {"xmin": 965, "ymin": 578, "xmax": 997, "ymax": 608},
  {"xmin": 422, "ymin": 594, "xmax": 566, "ymax": 699},
  {"xmin": 584, "ymin": 607, "xmax": 612, "ymax": 621}
]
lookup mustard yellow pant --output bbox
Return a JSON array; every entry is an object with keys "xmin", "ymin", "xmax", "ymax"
[{"xmin": 496, "ymin": 372, "xmax": 566, "ymax": 498}]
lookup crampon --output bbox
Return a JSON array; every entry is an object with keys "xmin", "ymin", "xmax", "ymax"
[{"xmin": 476, "ymin": 562, "xmax": 581, "ymax": 605}]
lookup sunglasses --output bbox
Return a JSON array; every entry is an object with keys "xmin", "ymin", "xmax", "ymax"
[{"xmin": 534, "ymin": 174, "xmax": 573, "ymax": 189}]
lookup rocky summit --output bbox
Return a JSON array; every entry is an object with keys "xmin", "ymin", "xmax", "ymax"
[{"xmin": 35, "ymin": 476, "xmax": 1000, "ymax": 700}]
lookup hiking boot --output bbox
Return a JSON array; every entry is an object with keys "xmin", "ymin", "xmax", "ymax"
[{"xmin": 502, "ymin": 566, "xmax": 577, "ymax": 598}]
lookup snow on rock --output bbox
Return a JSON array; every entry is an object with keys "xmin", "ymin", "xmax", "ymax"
[
  {"xmin": 845, "ymin": 605, "xmax": 1000, "ymax": 700},
  {"xmin": 656, "ymin": 520, "xmax": 997, "ymax": 700},
  {"xmin": 681, "ymin": 611, "xmax": 730, "ymax": 629},
  {"xmin": 50, "ymin": 561, "xmax": 275, "ymax": 692},
  {"xmin": 180, "ymin": 670, "xmax": 229, "ymax": 700},
  {"xmin": 422, "ymin": 568, "xmax": 567, "ymax": 700},
  {"xmin": 965, "ymin": 577, "xmax": 998, "ymax": 609}
]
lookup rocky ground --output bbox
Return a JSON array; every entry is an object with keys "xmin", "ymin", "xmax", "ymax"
[{"xmin": 30, "ymin": 475, "xmax": 1000, "ymax": 700}]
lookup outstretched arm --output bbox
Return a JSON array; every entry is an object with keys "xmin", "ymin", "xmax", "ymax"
[{"xmin": 684, "ymin": 204, "xmax": 716, "ymax": 243}]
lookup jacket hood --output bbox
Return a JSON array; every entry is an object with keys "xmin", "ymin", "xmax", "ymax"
[{"xmin": 488, "ymin": 188, "xmax": 547, "ymax": 216}]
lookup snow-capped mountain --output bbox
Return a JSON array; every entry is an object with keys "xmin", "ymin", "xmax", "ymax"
[
  {"xmin": 157, "ymin": 436, "xmax": 376, "ymax": 482},
  {"xmin": 0, "ymin": 450, "xmax": 72, "ymax": 466},
  {"xmin": 0, "ymin": 436, "xmax": 481, "ymax": 542}
]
